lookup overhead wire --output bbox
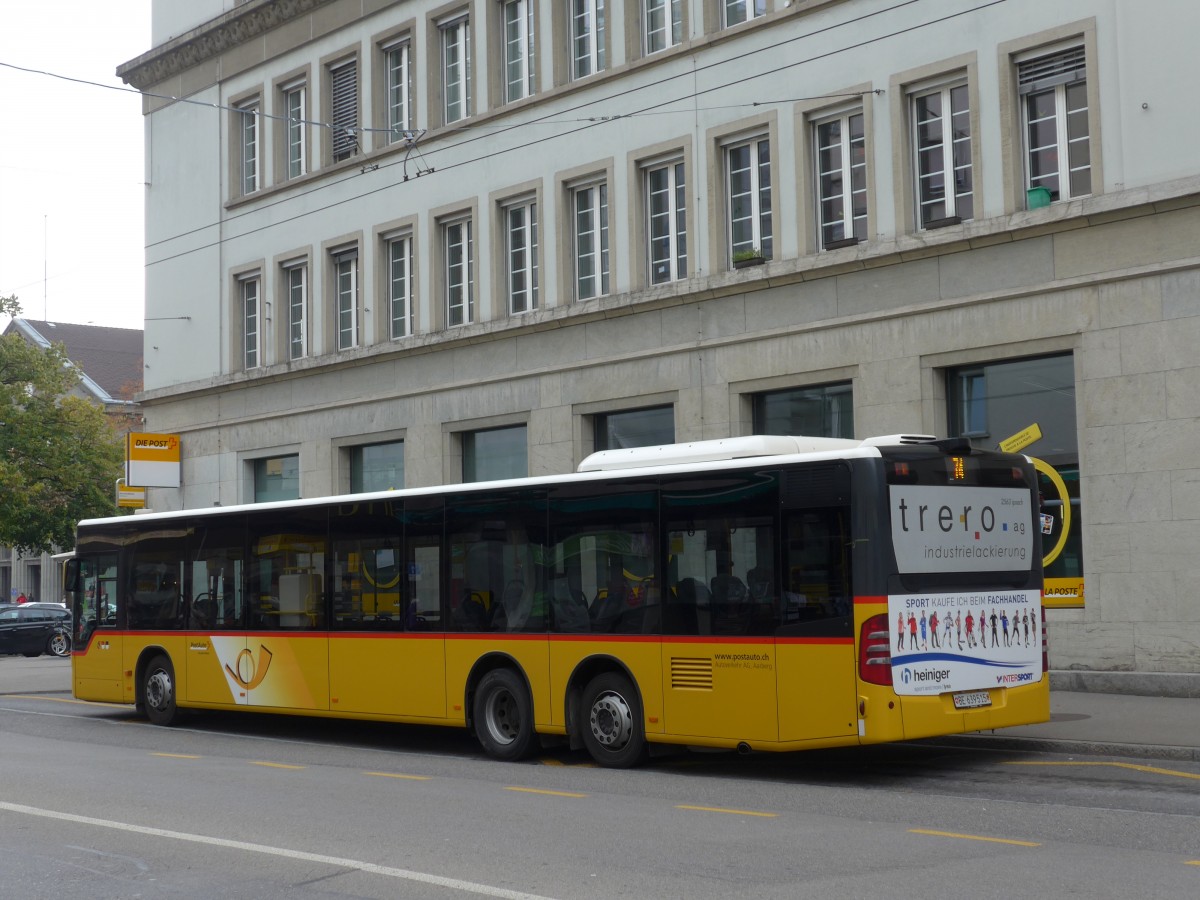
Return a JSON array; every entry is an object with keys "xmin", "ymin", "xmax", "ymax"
[{"xmin": 0, "ymin": 0, "xmax": 1008, "ymax": 268}]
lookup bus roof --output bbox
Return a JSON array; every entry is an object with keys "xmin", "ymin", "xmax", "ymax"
[{"xmin": 76, "ymin": 434, "xmax": 938, "ymax": 531}]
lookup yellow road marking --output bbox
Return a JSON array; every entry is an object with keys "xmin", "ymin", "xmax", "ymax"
[
  {"xmin": 1186, "ymin": 860, "xmax": 1200, "ymax": 867},
  {"xmin": 1005, "ymin": 760, "xmax": 1200, "ymax": 782},
  {"xmin": 152, "ymin": 753, "xmax": 201, "ymax": 759},
  {"xmin": 364, "ymin": 772, "xmax": 432, "ymax": 781},
  {"xmin": 676, "ymin": 805, "xmax": 778, "ymax": 818},
  {"xmin": 538, "ymin": 757, "xmax": 595, "ymax": 768},
  {"xmin": 506, "ymin": 787, "xmax": 588, "ymax": 799},
  {"xmin": 910, "ymin": 828, "xmax": 1039, "ymax": 847},
  {"xmin": 250, "ymin": 761, "xmax": 306, "ymax": 770}
]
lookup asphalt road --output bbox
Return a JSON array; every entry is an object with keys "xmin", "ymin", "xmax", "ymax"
[{"xmin": 1, "ymin": 657, "xmax": 1198, "ymax": 898}]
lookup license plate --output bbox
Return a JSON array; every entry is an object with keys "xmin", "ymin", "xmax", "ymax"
[{"xmin": 952, "ymin": 690, "xmax": 992, "ymax": 710}]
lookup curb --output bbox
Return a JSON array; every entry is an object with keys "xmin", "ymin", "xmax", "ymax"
[{"xmin": 919, "ymin": 733, "xmax": 1200, "ymax": 763}]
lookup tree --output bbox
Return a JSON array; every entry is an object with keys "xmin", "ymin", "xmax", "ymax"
[{"xmin": 0, "ymin": 295, "xmax": 124, "ymax": 554}]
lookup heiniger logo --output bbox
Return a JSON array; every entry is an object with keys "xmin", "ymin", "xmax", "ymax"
[{"xmin": 902, "ymin": 667, "xmax": 951, "ymax": 684}]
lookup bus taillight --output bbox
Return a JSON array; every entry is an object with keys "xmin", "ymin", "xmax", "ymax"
[{"xmin": 859, "ymin": 613, "xmax": 893, "ymax": 686}]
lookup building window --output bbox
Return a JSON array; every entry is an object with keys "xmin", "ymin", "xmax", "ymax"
[
  {"xmin": 283, "ymin": 83, "xmax": 306, "ymax": 179},
  {"xmin": 912, "ymin": 81, "xmax": 972, "ymax": 227},
  {"xmin": 571, "ymin": 0, "xmax": 606, "ymax": 79},
  {"xmin": 463, "ymin": 425, "xmax": 527, "ymax": 482},
  {"xmin": 502, "ymin": 0, "xmax": 535, "ymax": 103},
  {"xmin": 387, "ymin": 234, "xmax": 414, "ymax": 339},
  {"xmin": 351, "ymin": 441, "xmax": 405, "ymax": 492},
  {"xmin": 1019, "ymin": 46, "xmax": 1090, "ymax": 202},
  {"xmin": 329, "ymin": 59, "xmax": 358, "ymax": 163},
  {"xmin": 505, "ymin": 199, "xmax": 539, "ymax": 314},
  {"xmin": 237, "ymin": 100, "xmax": 259, "ymax": 195},
  {"xmin": 594, "ymin": 406, "xmax": 674, "ymax": 451},
  {"xmin": 240, "ymin": 274, "xmax": 261, "ymax": 369},
  {"xmin": 285, "ymin": 263, "xmax": 307, "ymax": 361},
  {"xmin": 724, "ymin": 0, "xmax": 766, "ymax": 27},
  {"xmin": 444, "ymin": 218, "xmax": 474, "ymax": 326},
  {"xmin": 253, "ymin": 455, "xmax": 300, "ymax": 502},
  {"xmin": 726, "ymin": 136, "xmax": 772, "ymax": 263},
  {"xmin": 644, "ymin": 0, "xmax": 682, "ymax": 54},
  {"xmin": 333, "ymin": 249, "xmax": 358, "ymax": 350},
  {"xmin": 573, "ymin": 181, "xmax": 609, "ymax": 300},
  {"xmin": 442, "ymin": 15, "xmax": 472, "ymax": 124},
  {"xmin": 946, "ymin": 354, "xmax": 1081, "ymax": 599},
  {"xmin": 815, "ymin": 110, "xmax": 867, "ymax": 249},
  {"xmin": 384, "ymin": 40, "xmax": 412, "ymax": 142},
  {"xmin": 752, "ymin": 383, "xmax": 853, "ymax": 438},
  {"xmin": 646, "ymin": 160, "xmax": 687, "ymax": 284}
]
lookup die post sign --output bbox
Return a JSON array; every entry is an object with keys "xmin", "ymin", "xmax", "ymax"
[{"xmin": 126, "ymin": 433, "xmax": 181, "ymax": 488}]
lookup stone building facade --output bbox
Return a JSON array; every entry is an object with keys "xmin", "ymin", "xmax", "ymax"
[{"xmin": 119, "ymin": 0, "xmax": 1200, "ymax": 678}]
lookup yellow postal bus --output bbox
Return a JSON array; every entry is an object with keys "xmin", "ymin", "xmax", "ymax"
[{"xmin": 66, "ymin": 434, "xmax": 1049, "ymax": 766}]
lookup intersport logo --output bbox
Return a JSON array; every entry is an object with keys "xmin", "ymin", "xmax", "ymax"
[{"xmin": 996, "ymin": 672, "xmax": 1035, "ymax": 685}]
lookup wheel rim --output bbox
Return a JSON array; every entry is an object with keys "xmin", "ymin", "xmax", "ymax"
[
  {"xmin": 49, "ymin": 632, "xmax": 70, "ymax": 657},
  {"xmin": 146, "ymin": 668, "xmax": 173, "ymax": 712},
  {"xmin": 589, "ymin": 690, "xmax": 634, "ymax": 750},
  {"xmin": 484, "ymin": 688, "xmax": 520, "ymax": 746}
]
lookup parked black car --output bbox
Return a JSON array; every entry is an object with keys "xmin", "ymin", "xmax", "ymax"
[{"xmin": 0, "ymin": 603, "xmax": 72, "ymax": 658}]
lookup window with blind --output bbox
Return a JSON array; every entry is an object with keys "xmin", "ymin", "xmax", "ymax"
[
  {"xmin": 1019, "ymin": 45, "xmax": 1090, "ymax": 202},
  {"xmin": 329, "ymin": 60, "xmax": 358, "ymax": 163}
]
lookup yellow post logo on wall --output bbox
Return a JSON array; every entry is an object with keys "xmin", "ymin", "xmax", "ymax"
[{"xmin": 127, "ymin": 433, "xmax": 181, "ymax": 488}]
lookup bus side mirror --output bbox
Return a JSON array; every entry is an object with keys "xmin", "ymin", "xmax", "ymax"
[{"xmin": 64, "ymin": 558, "xmax": 81, "ymax": 592}]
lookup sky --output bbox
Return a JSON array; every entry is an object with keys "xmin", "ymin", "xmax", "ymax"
[{"xmin": 0, "ymin": 1, "xmax": 151, "ymax": 331}]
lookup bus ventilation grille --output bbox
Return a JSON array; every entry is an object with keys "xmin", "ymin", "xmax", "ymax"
[{"xmin": 671, "ymin": 657, "xmax": 714, "ymax": 691}]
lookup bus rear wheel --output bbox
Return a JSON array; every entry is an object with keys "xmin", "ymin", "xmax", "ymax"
[
  {"xmin": 473, "ymin": 668, "xmax": 535, "ymax": 761},
  {"xmin": 580, "ymin": 672, "xmax": 648, "ymax": 768},
  {"xmin": 143, "ymin": 654, "xmax": 180, "ymax": 726}
]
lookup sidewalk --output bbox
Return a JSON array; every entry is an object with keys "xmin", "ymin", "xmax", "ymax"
[
  {"xmin": 943, "ymin": 687, "xmax": 1200, "ymax": 763},
  {"xmin": 3, "ymin": 657, "xmax": 1198, "ymax": 762}
]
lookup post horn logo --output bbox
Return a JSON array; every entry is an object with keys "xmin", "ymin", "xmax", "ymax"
[{"xmin": 225, "ymin": 644, "xmax": 274, "ymax": 690}]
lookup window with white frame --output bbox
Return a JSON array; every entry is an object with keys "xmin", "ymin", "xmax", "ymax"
[
  {"xmin": 442, "ymin": 14, "xmax": 472, "ymax": 124},
  {"xmin": 724, "ymin": 0, "xmax": 766, "ymax": 28},
  {"xmin": 573, "ymin": 181, "xmax": 609, "ymax": 300},
  {"xmin": 237, "ymin": 100, "xmax": 259, "ymax": 195},
  {"xmin": 444, "ymin": 217, "xmax": 474, "ymax": 326},
  {"xmin": 239, "ymin": 274, "xmax": 262, "ymax": 369},
  {"xmin": 284, "ymin": 262, "xmax": 308, "ymax": 360},
  {"xmin": 387, "ymin": 233, "xmax": 414, "ymax": 339},
  {"xmin": 1019, "ymin": 45, "xmax": 1090, "ymax": 202},
  {"xmin": 571, "ymin": 0, "xmax": 606, "ymax": 80},
  {"xmin": 329, "ymin": 59, "xmax": 358, "ymax": 162},
  {"xmin": 912, "ymin": 81, "xmax": 972, "ymax": 227},
  {"xmin": 646, "ymin": 160, "xmax": 687, "ymax": 284},
  {"xmin": 333, "ymin": 248, "xmax": 359, "ymax": 350},
  {"xmin": 644, "ymin": 0, "xmax": 681, "ymax": 54},
  {"xmin": 282, "ymin": 82, "xmax": 306, "ymax": 179},
  {"xmin": 505, "ymin": 198, "xmax": 539, "ymax": 314},
  {"xmin": 502, "ymin": 0, "xmax": 535, "ymax": 103},
  {"xmin": 384, "ymin": 39, "xmax": 412, "ymax": 143},
  {"xmin": 814, "ymin": 109, "xmax": 867, "ymax": 249},
  {"xmin": 726, "ymin": 135, "xmax": 772, "ymax": 262}
]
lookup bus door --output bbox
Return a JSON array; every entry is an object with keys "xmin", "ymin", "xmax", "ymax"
[
  {"xmin": 660, "ymin": 475, "xmax": 780, "ymax": 745},
  {"xmin": 774, "ymin": 475, "xmax": 858, "ymax": 743},
  {"xmin": 70, "ymin": 553, "xmax": 123, "ymax": 701},
  {"xmin": 185, "ymin": 551, "xmax": 248, "ymax": 707}
]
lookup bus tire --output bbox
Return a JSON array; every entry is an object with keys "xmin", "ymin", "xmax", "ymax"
[
  {"xmin": 580, "ymin": 672, "xmax": 648, "ymax": 768},
  {"xmin": 143, "ymin": 654, "xmax": 180, "ymax": 726},
  {"xmin": 473, "ymin": 668, "xmax": 535, "ymax": 761}
]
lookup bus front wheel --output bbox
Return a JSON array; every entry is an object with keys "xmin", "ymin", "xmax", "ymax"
[
  {"xmin": 143, "ymin": 654, "xmax": 180, "ymax": 726},
  {"xmin": 473, "ymin": 668, "xmax": 535, "ymax": 761},
  {"xmin": 580, "ymin": 672, "xmax": 648, "ymax": 768}
]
